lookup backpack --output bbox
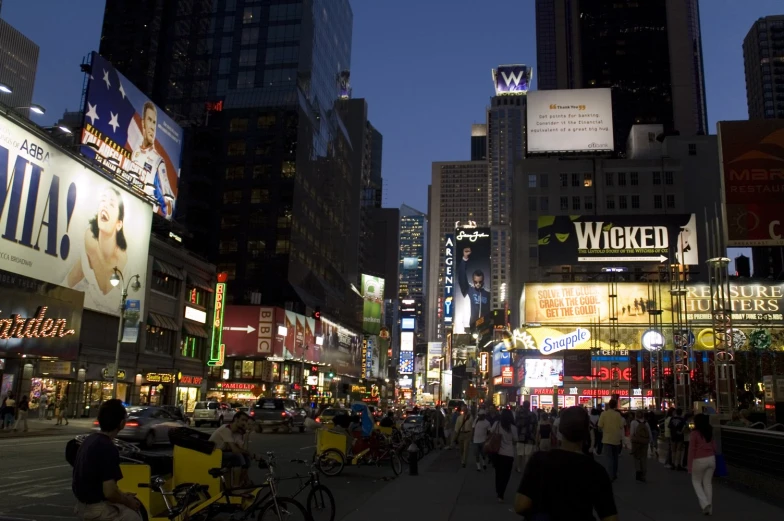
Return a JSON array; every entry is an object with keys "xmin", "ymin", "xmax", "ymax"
[
  {"xmin": 518, "ymin": 412, "xmax": 537, "ymax": 443},
  {"xmin": 631, "ymin": 421, "xmax": 650, "ymax": 444},
  {"xmin": 670, "ymin": 417, "xmax": 686, "ymax": 442}
]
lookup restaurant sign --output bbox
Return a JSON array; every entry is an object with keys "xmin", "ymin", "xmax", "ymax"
[{"xmin": 145, "ymin": 372, "xmax": 176, "ymax": 384}]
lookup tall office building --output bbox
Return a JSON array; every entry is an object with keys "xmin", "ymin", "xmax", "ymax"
[
  {"xmin": 99, "ymin": 0, "xmax": 360, "ymax": 323},
  {"xmin": 426, "ymin": 161, "xmax": 488, "ymax": 342},
  {"xmin": 744, "ymin": 15, "xmax": 784, "ymax": 120},
  {"xmin": 535, "ymin": 0, "xmax": 708, "ymax": 148},
  {"xmin": 399, "ymin": 205, "xmax": 427, "ymax": 298},
  {"xmin": 0, "ymin": 18, "xmax": 39, "ymax": 117},
  {"xmin": 470, "ymin": 123, "xmax": 487, "ymax": 161}
]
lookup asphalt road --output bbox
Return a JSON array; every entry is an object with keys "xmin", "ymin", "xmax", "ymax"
[{"xmin": 0, "ymin": 426, "xmax": 404, "ymax": 521}]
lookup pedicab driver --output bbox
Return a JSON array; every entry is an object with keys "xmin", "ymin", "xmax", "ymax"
[
  {"xmin": 209, "ymin": 411, "xmax": 259, "ymax": 485},
  {"xmin": 72, "ymin": 399, "xmax": 142, "ymax": 521}
]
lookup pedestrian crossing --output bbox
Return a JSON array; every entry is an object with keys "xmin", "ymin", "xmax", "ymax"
[{"xmin": 0, "ymin": 475, "xmax": 72, "ymax": 499}]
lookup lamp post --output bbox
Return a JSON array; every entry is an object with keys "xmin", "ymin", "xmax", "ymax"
[{"xmin": 110, "ymin": 267, "xmax": 141, "ymax": 400}]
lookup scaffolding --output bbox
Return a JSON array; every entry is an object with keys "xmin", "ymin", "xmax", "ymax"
[
  {"xmin": 647, "ymin": 278, "xmax": 665, "ymax": 409},
  {"xmin": 607, "ymin": 275, "xmax": 621, "ymax": 395},
  {"xmin": 670, "ymin": 257, "xmax": 691, "ymax": 409}
]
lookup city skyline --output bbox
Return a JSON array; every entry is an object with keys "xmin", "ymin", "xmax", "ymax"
[{"xmin": 2, "ymin": 0, "xmax": 783, "ymax": 214}]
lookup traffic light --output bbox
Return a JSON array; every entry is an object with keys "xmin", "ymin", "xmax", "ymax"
[{"xmin": 328, "ymin": 371, "xmax": 334, "ymax": 378}]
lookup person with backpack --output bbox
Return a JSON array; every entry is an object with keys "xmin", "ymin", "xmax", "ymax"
[
  {"xmin": 630, "ymin": 410, "xmax": 652, "ymax": 482},
  {"xmin": 535, "ymin": 411, "xmax": 553, "ymax": 451},
  {"xmin": 515, "ymin": 401, "xmax": 538, "ymax": 472},
  {"xmin": 668, "ymin": 408, "xmax": 687, "ymax": 471}
]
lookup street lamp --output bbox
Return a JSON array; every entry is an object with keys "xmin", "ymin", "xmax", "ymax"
[
  {"xmin": 0, "ymin": 82, "xmax": 12, "ymax": 94},
  {"xmin": 110, "ymin": 267, "xmax": 141, "ymax": 400},
  {"xmin": 13, "ymin": 104, "xmax": 45, "ymax": 115}
]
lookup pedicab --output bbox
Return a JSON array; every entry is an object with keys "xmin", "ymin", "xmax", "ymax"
[{"xmin": 314, "ymin": 403, "xmax": 402, "ymax": 476}]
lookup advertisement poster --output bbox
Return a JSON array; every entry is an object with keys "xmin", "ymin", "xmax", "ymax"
[
  {"xmin": 537, "ymin": 214, "xmax": 699, "ymax": 265},
  {"xmin": 219, "ymin": 305, "xmax": 275, "ymax": 357},
  {"xmin": 524, "ymin": 282, "xmax": 784, "ymax": 325},
  {"xmin": 0, "ymin": 268, "xmax": 84, "ymax": 359},
  {"xmin": 0, "ymin": 113, "xmax": 153, "ymax": 317},
  {"xmin": 492, "ymin": 342, "xmax": 511, "ymax": 377},
  {"xmin": 527, "ymin": 88, "xmax": 614, "ymax": 153},
  {"xmin": 453, "ymin": 227, "xmax": 491, "ymax": 334},
  {"xmin": 524, "ymin": 358, "xmax": 564, "ymax": 388},
  {"xmin": 321, "ymin": 317, "xmax": 360, "ymax": 376},
  {"xmin": 361, "ymin": 274, "xmax": 385, "ymax": 335},
  {"xmin": 81, "ymin": 52, "xmax": 183, "ymax": 220},
  {"xmin": 427, "ymin": 342, "xmax": 442, "ymax": 380},
  {"xmin": 121, "ymin": 299, "xmax": 141, "ymax": 344},
  {"xmin": 718, "ymin": 120, "xmax": 784, "ymax": 246},
  {"xmin": 492, "ymin": 64, "xmax": 532, "ymax": 96}
]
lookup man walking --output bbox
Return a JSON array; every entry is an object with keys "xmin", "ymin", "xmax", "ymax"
[
  {"xmin": 668, "ymin": 408, "xmax": 687, "ymax": 471},
  {"xmin": 598, "ymin": 399, "xmax": 624, "ymax": 481}
]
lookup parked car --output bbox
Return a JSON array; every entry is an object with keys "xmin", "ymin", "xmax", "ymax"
[
  {"xmin": 192, "ymin": 401, "xmax": 239, "ymax": 427},
  {"xmin": 250, "ymin": 398, "xmax": 306, "ymax": 433},
  {"xmin": 94, "ymin": 406, "xmax": 185, "ymax": 448},
  {"xmin": 160, "ymin": 405, "xmax": 189, "ymax": 425}
]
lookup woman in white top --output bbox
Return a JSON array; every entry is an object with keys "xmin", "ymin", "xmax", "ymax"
[
  {"xmin": 472, "ymin": 410, "xmax": 491, "ymax": 471},
  {"xmin": 491, "ymin": 409, "xmax": 518, "ymax": 502}
]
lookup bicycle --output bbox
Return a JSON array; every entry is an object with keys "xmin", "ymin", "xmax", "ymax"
[
  {"xmin": 281, "ymin": 458, "xmax": 336, "ymax": 521},
  {"xmin": 317, "ymin": 431, "xmax": 402, "ymax": 477}
]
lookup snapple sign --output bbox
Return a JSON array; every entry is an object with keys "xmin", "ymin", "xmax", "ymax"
[{"xmin": 540, "ymin": 328, "xmax": 591, "ymax": 355}]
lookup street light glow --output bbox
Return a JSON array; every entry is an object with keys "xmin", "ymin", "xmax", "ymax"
[
  {"xmin": 29, "ymin": 104, "xmax": 46, "ymax": 115},
  {"xmin": 0, "ymin": 83, "xmax": 12, "ymax": 94}
]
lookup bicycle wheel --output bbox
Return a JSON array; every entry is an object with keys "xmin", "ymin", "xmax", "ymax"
[
  {"xmin": 316, "ymin": 449, "xmax": 345, "ymax": 477},
  {"xmin": 254, "ymin": 496, "xmax": 312, "ymax": 521},
  {"xmin": 389, "ymin": 452, "xmax": 403, "ymax": 476},
  {"xmin": 306, "ymin": 484, "xmax": 335, "ymax": 521}
]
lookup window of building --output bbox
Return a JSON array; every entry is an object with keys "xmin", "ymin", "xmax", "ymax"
[
  {"xmin": 529, "ymin": 247, "xmax": 538, "ymax": 259},
  {"xmin": 665, "ymin": 171, "xmax": 674, "ymax": 185},
  {"xmin": 243, "ymin": 6, "xmax": 261, "ymax": 24},
  {"xmin": 223, "ymin": 16, "xmax": 235, "ymax": 33},
  {"xmin": 247, "ymin": 240, "xmax": 266, "ymax": 256},
  {"xmin": 251, "ymin": 189, "xmax": 269, "ymax": 204},
  {"xmin": 631, "ymin": 195, "xmax": 640, "ymax": 209},
  {"xmin": 253, "ymin": 164, "xmax": 271, "ymax": 179},
  {"xmin": 583, "ymin": 173, "xmax": 592, "ymax": 187},
  {"xmin": 605, "ymin": 172, "xmax": 613, "ymax": 186},
  {"xmin": 585, "ymin": 196, "xmax": 593, "ymax": 210},
  {"xmin": 619, "ymin": 195, "xmax": 627, "ymax": 209},
  {"xmin": 265, "ymin": 45, "xmax": 299, "ymax": 65},
  {"xmin": 146, "ymin": 326, "xmax": 174, "ymax": 355},
  {"xmin": 263, "ymin": 68, "xmax": 296, "ymax": 86},
  {"xmin": 221, "ymin": 214, "xmax": 240, "ymax": 230},
  {"xmin": 223, "ymin": 190, "xmax": 242, "ymax": 204},
  {"xmin": 654, "ymin": 194, "xmax": 663, "ymax": 209},
  {"xmin": 258, "ymin": 114, "xmax": 276, "ymax": 127},
  {"xmin": 666, "ymin": 194, "xmax": 675, "ymax": 209},
  {"xmin": 540, "ymin": 174, "xmax": 549, "ymax": 188},
  {"xmin": 241, "ymin": 27, "xmax": 259, "ymax": 45},
  {"xmin": 688, "ymin": 143, "xmax": 697, "ymax": 156},
  {"xmin": 528, "ymin": 196, "xmax": 537, "ymax": 211},
  {"xmin": 275, "ymin": 240, "xmax": 291, "ymax": 254},
  {"xmin": 528, "ymin": 174, "xmax": 537, "ymax": 188},
  {"xmin": 216, "ymin": 79, "xmax": 228, "ymax": 96},
  {"xmin": 540, "ymin": 197, "xmax": 549, "ymax": 211},
  {"xmin": 281, "ymin": 161, "xmax": 296, "ymax": 178},
  {"xmin": 560, "ymin": 196, "xmax": 568, "ymax": 211},
  {"xmin": 572, "ymin": 196, "xmax": 580, "ymax": 210},
  {"xmin": 267, "ymin": 24, "xmax": 301, "ymax": 43},
  {"xmin": 180, "ymin": 336, "xmax": 205, "ymax": 360},
  {"xmin": 529, "ymin": 220, "xmax": 537, "ymax": 234},
  {"xmin": 560, "ymin": 174, "xmax": 568, "ymax": 188},
  {"xmin": 630, "ymin": 172, "xmax": 638, "ymax": 186},
  {"xmin": 239, "ymin": 48, "xmax": 256, "ymax": 67},
  {"xmin": 653, "ymin": 172, "xmax": 661, "ymax": 185},
  {"xmin": 571, "ymin": 173, "xmax": 579, "ymax": 187},
  {"xmin": 618, "ymin": 172, "xmax": 626, "ymax": 186},
  {"xmin": 224, "ymin": 166, "xmax": 244, "ymax": 179},
  {"xmin": 237, "ymin": 70, "xmax": 255, "ymax": 89},
  {"xmin": 151, "ymin": 270, "xmax": 179, "ymax": 297},
  {"xmin": 227, "ymin": 141, "xmax": 246, "ymax": 156},
  {"xmin": 606, "ymin": 196, "xmax": 615, "ymax": 209},
  {"xmin": 229, "ymin": 118, "xmax": 248, "ymax": 132},
  {"xmin": 269, "ymin": 3, "xmax": 303, "ymax": 21},
  {"xmin": 220, "ymin": 240, "xmax": 238, "ymax": 254},
  {"xmin": 219, "ymin": 57, "xmax": 231, "ymax": 74}
]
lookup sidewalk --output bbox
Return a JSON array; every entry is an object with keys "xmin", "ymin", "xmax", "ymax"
[
  {"xmin": 339, "ymin": 447, "xmax": 784, "ymax": 521},
  {"xmin": 0, "ymin": 417, "xmax": 94, "ymax": 439}
]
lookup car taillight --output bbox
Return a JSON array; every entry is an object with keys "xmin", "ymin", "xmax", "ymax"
[
  {"xmin": 93, "ymin": 421, "xmax": 99, "ymax": 426},
  {"xmin": 315, "ymin": 418, "xmax": 321, "ymax": 423},
  {"xmin": 250, "ymin": 411, "xmax": 255, "ymax": 416},
  {"xmin": 281, "ymin": 412, "xmax": 288, "ymax": 417},
  {"xmin": 125, "ymin": 421, "xmax": 139, "ymax": 427}
]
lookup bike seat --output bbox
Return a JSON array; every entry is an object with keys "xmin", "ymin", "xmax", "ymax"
[{"xmin": 208, "ymin": 467, "xmax": 228, "ymax": 478}]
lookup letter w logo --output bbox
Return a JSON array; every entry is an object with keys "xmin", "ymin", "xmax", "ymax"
[{"xmin": 501, "ymin": 70, "xmax": 525, "ymax": 89}]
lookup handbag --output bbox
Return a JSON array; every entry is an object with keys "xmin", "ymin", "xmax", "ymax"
[
  {"xmin": 714, "ymin": 453, "xmax": 728, "ymax": 477},
  {"xmin": 484, "ymin": 423, "xmax": 502, "ymax": 455}
]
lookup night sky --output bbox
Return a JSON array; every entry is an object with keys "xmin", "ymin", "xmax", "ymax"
[{"xmin": 2, "ymin": 0, "xmax": 782, "ymax": 216}]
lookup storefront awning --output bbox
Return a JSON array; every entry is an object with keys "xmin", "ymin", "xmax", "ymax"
[
  {"xmin": 187, "ymin": 274, "xmax": 214, "ymax": 292},
  {"xmin": 183, "ymin": 321, "xmax": 209, "ymax": 338},
  {"xmin": 153, "ymin": 258, "xmax": 184, "ymax": 279},
  {"xmin": 148, "ymin": 312, "xmax": 179, "ymax": 331}
]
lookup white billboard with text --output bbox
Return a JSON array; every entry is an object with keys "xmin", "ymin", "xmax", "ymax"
[
  {"xmin": 0, "ymin": 113, "xmax": 153, "ymax": 316},
  {"xmin": 527, "ymin": 89, "xmax": 614, "ymax": 153}
]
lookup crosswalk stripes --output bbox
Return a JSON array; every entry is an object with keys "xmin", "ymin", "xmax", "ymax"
[{"xmin": 0, "ymin": 476, "xmax": 72, "ymax": 498}]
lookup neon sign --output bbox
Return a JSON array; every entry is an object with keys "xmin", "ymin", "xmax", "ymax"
[
  {"xmin": 145, "ymin": 373, "xmax": 176, "ymax": 383},
  {"xmin": 362, "ymin": 337, "xmax": 368, "ymax": 378},
  {"xmin": 0, "ymin": 306, "xmax": 76, "ymax": 339},
  {"xmin": 208, "ymin": 273, "xmax": 227, "ymax": 367},
  {"xmin": 444, "ymin": 233, "xmax": 454, "ymax": 324}
]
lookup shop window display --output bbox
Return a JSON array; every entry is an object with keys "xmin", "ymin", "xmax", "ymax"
[
  {"xmin": 30, "ymin": 378, "xmax": 71, "ymax": 418},
  {"xmin": 81, "ymin": 381, "xmax": 129, "ymax": 416}
]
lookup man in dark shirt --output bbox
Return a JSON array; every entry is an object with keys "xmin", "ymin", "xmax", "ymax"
[
  {"xmin": 515, "ymin": 406, "xmax": 618, "ymax": 521},
  {"xmin": 73, "ymin": 399, "xmax": 141, "ymax": 520}
]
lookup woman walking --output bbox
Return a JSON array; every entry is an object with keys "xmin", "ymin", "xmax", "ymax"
[
  {"xmin": 13, "ymin": 395, "xmax": 30, "ymax": 432},
  {"xmin": 491, "ymin": 409, "xmax": 518, "ymax": 502},
  {"xmin": 688, "ymin": 414, "xmax": 716, "ymax": 516}
]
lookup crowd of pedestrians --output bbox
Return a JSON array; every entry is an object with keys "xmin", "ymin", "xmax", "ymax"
[{"xmin": 430, "ymin": 397, "xmax": 724, "ymax": 519}]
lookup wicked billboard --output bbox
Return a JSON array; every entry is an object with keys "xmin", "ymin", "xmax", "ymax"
[
  {"xmin": 0, "ymin": 268, "xmax": 84, "ymax": 359},
  {"xmin": 537, "ymin": 214, "xmax": 698, "ymax": 265}
]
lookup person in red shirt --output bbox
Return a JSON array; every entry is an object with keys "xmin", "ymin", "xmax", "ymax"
[{"xmin": 687, "ymin": 414, "xmax": 716, "ymax": 515}]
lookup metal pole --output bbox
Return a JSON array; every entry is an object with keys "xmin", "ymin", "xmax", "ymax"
[
  {"xmin": 300, "ymin": 356, "xmax": 305, "ymax": 406},
  {"xmin": 112, "ymin": 287, "xmax": 127, "ymax": 400}
]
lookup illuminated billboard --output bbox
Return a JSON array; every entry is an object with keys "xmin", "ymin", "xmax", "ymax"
[
  {"xmin": 81, "ymin": 52, "xmax": 183, "ymax": 220},
  {"xmin": 0, "ymin": 111, "xmax": 153, "ymax": 317},
  {"xmin": 361, "ymin": 274, "xmax": 384, "ymax": 335},
  {"xmin": 718, "ymin": 120, "xmax": 784, "ymax": 246},
  {"xmin": 427, "ymin": 342, "xmax": 442, "ymax": 380},
  {"xmin": 492, "ymin": 64, "xmax": 532, "ymax": 96},
  {"xmin": 537, "ymin": 214, "xmax": 699, "ymax": 265},
  {"xmin": 527, "ymin": 88, "xmax": 614, "ymax": 153},
  {"xmin": 443, "ymin": 233, "xmax": 454, "ymax": 325},
  {"xmin": 453, "ymin": 227, "xmax": 491, "ymax": 334},
  {"xmin": 524, "ymin": 358, "xmax": 564, "ymax": 388}
]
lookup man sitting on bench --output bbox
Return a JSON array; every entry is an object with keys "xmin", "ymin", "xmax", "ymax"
[{"xmin": 209, "ymin": 411, "xmax": 255, "ymax": 486}]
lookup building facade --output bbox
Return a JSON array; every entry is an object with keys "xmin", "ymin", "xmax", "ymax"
[
  {"xmin": 471, "ymin": 123, "xmax": 487, "ymax": 161},
  {"xmin": 399, "ymin": 205, "xmax": 426, "ymax": 298},
  {"xmin": 0, "ymin": 18, "xmax": 39, "ymax": 117},
  {"xmin": 535, "ymin": 0, "xmax": 708, "ymax": 147},
  {"xmin": 426, "ymin": 161, "xmax": 489, "ymax": 343},
  {"xmin": 744, "ymin": 15, "xmax": 784, "ymax": 120}
]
